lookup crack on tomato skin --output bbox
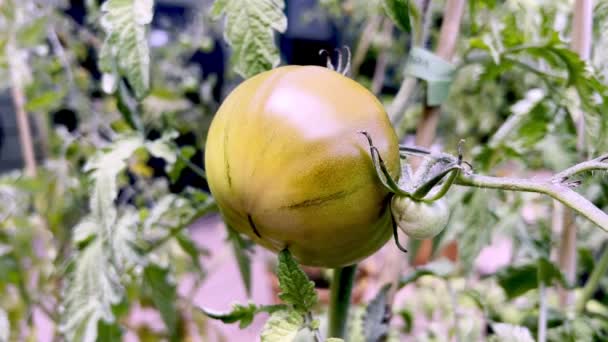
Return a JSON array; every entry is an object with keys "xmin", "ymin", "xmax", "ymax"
[
  {"xmin": 247, "ymin": 213, "xmax": 262, "ymax": 238},
  {"xmin": 223, "ymin": 123, "xmax": 232, "ymax": 188},
  {"xmin": 281, "ymin": 189, "xmax": 355, "ymax": 209}
]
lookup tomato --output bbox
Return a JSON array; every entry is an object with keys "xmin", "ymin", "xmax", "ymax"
[
  {"xmin": 205, "ymin": 65, "xmax": 400, "ymax": 267},
  {"xmin": 391, "ymin": 196, "xmax": 449, "ymax": 239}
]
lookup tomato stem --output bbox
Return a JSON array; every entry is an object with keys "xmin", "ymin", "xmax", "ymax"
[{"xmin": 327, "ymin": 264, "xmax": 357, "ymax": 339}]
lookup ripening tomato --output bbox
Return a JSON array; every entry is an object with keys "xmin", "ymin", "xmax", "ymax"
[{"xmin": 205, "ymin": 65, "xmax": 400, "ymax": 267}]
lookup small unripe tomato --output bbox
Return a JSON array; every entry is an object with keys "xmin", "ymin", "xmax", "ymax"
[
  {"xmin": 391, "ymin": 196, "xmax": 449, "ymax": 239},
  {"xmin": 205, "ymin": 65, "xmax": 400, "ymax": 267}
]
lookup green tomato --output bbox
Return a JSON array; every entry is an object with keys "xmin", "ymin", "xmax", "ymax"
[
  {"xmin": 205, "ymin": 65, "xmax": 400, "ymax": 267},
  {"xmin": 391, "ymin": 196, "xmax": 449, "ymax": 239}
]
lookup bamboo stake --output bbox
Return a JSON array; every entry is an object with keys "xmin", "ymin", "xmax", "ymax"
[{"xmin": 557, "ymin": 0, "xmax": 593, "ymax": 307}]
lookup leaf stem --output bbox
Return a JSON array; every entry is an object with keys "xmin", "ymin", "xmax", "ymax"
[
  {"xmin": 455, "ymin": 173, "xmax": 608, "ymax": 232},
  {"xmin": 327, "ymin": 264, "xmax": 357, "ymax": 339},
  {"xmin": 575, "ymin": 245, "xmax": 608, "ymax": 314}
]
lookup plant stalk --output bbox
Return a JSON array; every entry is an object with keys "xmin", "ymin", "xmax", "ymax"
[
  {"xmin": 327, "ymin": 264, "xmax": 357, "ymax": 339},
  {"xmin": 575, "ymin": 245, "xmax": 608, "ymax": 314},
  {"xmin": 538, "ymin": 283, "xmax": 547, "ymax": 342}
]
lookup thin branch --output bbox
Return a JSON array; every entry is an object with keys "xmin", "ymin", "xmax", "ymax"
[
  {"xmin": 553, "ymin": 153, "xmax": 608, "ymax": 181},
  {"xmin": 455, "ymin": 173, "xmax": 608, "ymax": 232},
  {"xmin": 47, "ymin": 27, "xmax": 74, "ymax": 88},
  {"xmin": 538, "ymin": 283, "xmax": 547, "ymax": 342},
  {"xmin": 575, "ymin": 244, "xmax": 608, "ymax": 314}
]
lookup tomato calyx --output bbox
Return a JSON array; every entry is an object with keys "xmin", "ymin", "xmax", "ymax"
[
  {"xmin": 360, "ymin": 131, "xmax": 464, "ymax": 250},
  {"xmin": 319, "ymin": 46, "xmax": 352, "ymax": 76}
]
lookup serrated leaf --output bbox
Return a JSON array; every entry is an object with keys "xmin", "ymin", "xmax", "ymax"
[
  {"xmin": 199, "ymin": 303, "xmax": 287, "ymax": 329},
  {"xmin": 59, "ymin": 240, "xmax": 123, "ymax": 342},
  {"xmin": 143, "ymin": 264, "xmax": 179, "ymax": 339},
  {"xmin": 399, "ymin": 258, "xmax": 455, "ymax": 287},
  {"xmin": 212, "ymin": 0, "xmax": 287, "ymax": 78},
  {"xmin": 261, "ymin": 310, "xmax": 304, "ymax": 342},
  {"xmin": 227, "ymin": 227, "xmax": 253, "ymax": 296},
  {"xmin": 99, "ymin": 0, "xmax": 153, "ymax": 98},
  {"xmin": 363, "ymin": 284, "xmax": 391, "ymax": 342},
  {"xmin": 489, "ymin": 323, "xmax": 534, "ymax": 342},
  {"xmin": 277, "ymin": 249, "xmax": 318, "ymax": 313},
  {"xmin": 61, "ymin": 136, "xmax": 145, "ymax": 341},
  {"xmin": 383, "ymin": 0, "xmax": 411, "ymax": 32}
]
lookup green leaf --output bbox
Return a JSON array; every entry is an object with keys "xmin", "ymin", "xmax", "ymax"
[
  {"xmin": 363, "ymin": 284, "xmax": 391, "ymax": 342},
  {"xmin": 383, "ymin": 0, "xmax": 411, "ymax": 32},
  {"xmin": 16, "ymin": 16, "xmax": 47, "ymax": 47},
  {"xmin": 99, "ymin": 0, "xmax": 154, "ymax": 99},
  {"xmin": 489, "ymin": 323, "xmax": 534, "ymax": 342},
  {"xmin": 175, "ymin": 233, "xmax": 203, "ymax": 274},
  {"xmin": 169, "ymin": 146, "xmax": 196, "ymax": 183},
  {"xmin": 143, "ymin": 264, "xmax": 179, "ymax": 339},
  {"xmin": 0, "ymin": 254, "xmax": 20, "ymax": 284},
  {"xmin": 61, "ymin": 136, "xmax": 145, "ymax": 342},
  {"xmin": 496, "ymin": 257, "xmax": 569, "ymax": 300},
  {"xmin": 277, "ymin": 249, "xmax": 318, "ymax": 313},
  {"xmin": 399, "ymin": 258, "xmax": 455, "ymax": 287},
  {"xmin": 536, "ymin": 257, "xmax": 569, "ymax": 287},
  {"xmin": 59, "ymin": 240, "xmax": 123, "ymax": 342},
  {"xmin": 260, "ymin": 310, "xmax": 304, "ymax": 342},
  {"xmin": 24, "ymin": 90, "xmax": 67, "ymax": 112},
  {"xmin": 326, "ymin": 339, "xmax": 345, "ymax": 342},
  {"xmin": 199, "ymin": 303, "xmax": 287, "ymax": 329},
  {"xmin": 227, "ymin": 228, "xmax": 253, "ymax": 296},
  {"xmin": 97, "ymin": 321, "xmax": 123, "ymax": 341},
  {"xmin": 211, "ymin": 0, "xmax": 287, "ymax": 78},
  {"xmin": 115, "ymin": 79, "xmax": 142, "ymax": 130}
]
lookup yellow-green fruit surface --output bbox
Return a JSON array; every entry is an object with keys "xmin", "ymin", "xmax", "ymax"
[{"xmin": 205, "ymin": 65, "xmax": 400, "ymax": 267}]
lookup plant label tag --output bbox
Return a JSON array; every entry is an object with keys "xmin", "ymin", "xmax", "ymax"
[{"xmin": 404, "ymin": 47, "xmax": 456, "ymax": 106}]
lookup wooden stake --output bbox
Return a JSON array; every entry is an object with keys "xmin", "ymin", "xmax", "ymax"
[
  {"xmin": 557, "ymin": 0, "xmax": 593, "ymax": 307},
  {"xmin": 8, "ymin": 41, "xmax": 37, "ymax": 177}
]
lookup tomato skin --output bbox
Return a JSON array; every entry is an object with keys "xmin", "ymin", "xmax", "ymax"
[
  {"xmin": 205, "ymin": 66, "xmax": 400, "ymax": 267},
  {"xmin": 391, "ymin": 196, "xmax": 449, "ymax": 239}
]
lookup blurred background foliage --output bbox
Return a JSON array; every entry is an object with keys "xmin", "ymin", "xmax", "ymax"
[{"xmin": 0, "ymin": 0, "xmax": 607, "ymax": 341}]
